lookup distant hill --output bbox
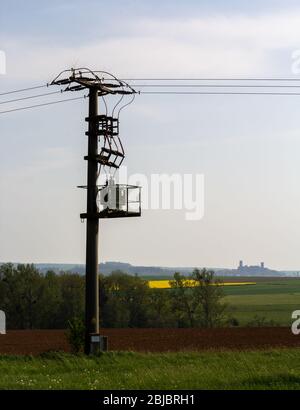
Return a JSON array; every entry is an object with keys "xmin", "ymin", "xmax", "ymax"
[
  {"xmin": 32, "ymin": 262, "xmax": 193, "ymax": 276},
  {"xmin": 1, "ymin": 261, "xmax": 298, "ymax": 277}
]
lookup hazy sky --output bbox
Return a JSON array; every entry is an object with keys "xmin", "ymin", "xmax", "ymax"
[{"xmin": 1, "ymin": 1, "xmax": 300, "ymax": 269}]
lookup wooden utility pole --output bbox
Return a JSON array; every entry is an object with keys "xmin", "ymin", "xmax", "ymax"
[
  {"xmin": 84, "ymin": 87, "xmax": 99, "ymax": 354},
  {"xmin": 51, "ymin": 68, "xmax": 138, "ymax": 354}
]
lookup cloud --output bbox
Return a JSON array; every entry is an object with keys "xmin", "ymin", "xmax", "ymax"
[
  {"xmin": 136, "ymin": 12, "xmax": 300, "ymax": 49},
  {"xmin": 3, "ymin": 10, "xmax": 300, "ymax": 83}
]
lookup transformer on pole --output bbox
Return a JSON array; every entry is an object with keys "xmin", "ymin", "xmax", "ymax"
[{"xmin": 51, "ymin": 68, "xmax": 140, "ymax": 354}]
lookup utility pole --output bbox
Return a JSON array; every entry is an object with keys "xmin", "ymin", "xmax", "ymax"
[
  {"xmin": 51, "ymin": 68, "xmax": 140, "ymax": 354},
  {"xmin": 85, "ymin": 87, "xmax": 99, "ymax": 354}
]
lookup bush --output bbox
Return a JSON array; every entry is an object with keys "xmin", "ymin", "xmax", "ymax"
[
  {"xmin": 246, "ymin": 315, "xmax": 277, "ymax": 327},
  {"xmin": 226, "ymin": 317, "xmax": 239, "ymax": 327},
  {"xmin": 66, "ymin": 317, "xmax": 85, "ymax": 353}
]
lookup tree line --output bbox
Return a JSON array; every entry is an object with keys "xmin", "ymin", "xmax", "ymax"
[{"xmin": 0, "ymin": 263, "xmax": 227, "ymax": 329}]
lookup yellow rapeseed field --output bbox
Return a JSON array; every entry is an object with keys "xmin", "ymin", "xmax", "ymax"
[{"xmin": 148, "ymin": 280, "xmax": 256, "ymax": 289}]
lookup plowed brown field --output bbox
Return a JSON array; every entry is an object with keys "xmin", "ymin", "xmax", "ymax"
[{"xmin": 0, "ymin": 328, "xmax": 299, "ymax": 355}]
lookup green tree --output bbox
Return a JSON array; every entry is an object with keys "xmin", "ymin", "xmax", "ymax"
[
  {"xmin": 36, "ymin": 271, "xmax": 63, "ymax": 328},
  {"xmin": 192, "ymin": 268, "xmax": 226, "ymax": 328},
  {"xmin": 148, "ymin": 288, "xmax": 174, "ymax": 327},
  {"xmin": 56, "ymin": 273, "xmax": 85, "ymax": 328},
  {"xmin": 0, "ymin": 263, "xmax": 43, "ymax": 329},
  {"xmin": 100, "ymin": 271, "xmax": 150, "ymax": 327},
  {"xmin": 169, "ymin": 272, "xmax": 198, "ymax": 327}
]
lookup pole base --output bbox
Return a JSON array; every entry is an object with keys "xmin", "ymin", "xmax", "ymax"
[{"xmin": 90, "ymin": 334, "xmax": 108, "ymax": 354}]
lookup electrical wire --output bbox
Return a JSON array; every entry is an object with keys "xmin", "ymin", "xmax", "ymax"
[
  {"xmin": 2, "ymin": 78, "xmax": 300, "ymax": 99},
  {"xmin": 3, "ymin": 78, "xmax": 300, "ymax": 116},
  {"xmin": 2, "ymin": 77, "xmax": 300, "ymax": 97},
  {"xmin": 1, "ymin": 90, "xmax": 300, "ymax": 116},
  {"xmin": 0, "ymin": 84, "xmax": 48, "ymax": 96},
  {"xmin": 0, "ymin": 90, "xmax": 63, "ymax": 105},
  {"xmin": 119, "ymin": 78, "xmax": 300, "ymax": 81},
  {"xmin": 139, "ymin": 91, "xmax": 300, "ymax": 95},
  {"xmin": 134, "ymin": 84, "xmax": 300, "ymax": 88},
  {"xmin": 112, "ymin": 93, "xmax": 124, "ymax": 118},
  {"xmin": 0, "ymin": 95, "xmax": 87, "ymax": 115},
  {"xmin": 101, "ymin": 95, "xmax": 108, "ymax": 116},
  {"xmin": 117, "ymin": 93, "xmax": 136, "ymax": 118}
]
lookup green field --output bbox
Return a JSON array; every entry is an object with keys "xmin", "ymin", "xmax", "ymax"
[
  {"xmin": 221, "ymin": 277, "xmax": 300, "ymax": 326},
  {"xmin": 144, "ymin": 276, "xmax": 300, "ymax": 326},
  {"xmin": 1, "ymin": 350, "xmax": 300, "ymax": 390}
]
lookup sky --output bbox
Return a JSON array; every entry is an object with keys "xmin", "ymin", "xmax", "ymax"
[{"xmin": 1, "ymin": 1, "xmax": 300, "ymax": 269}]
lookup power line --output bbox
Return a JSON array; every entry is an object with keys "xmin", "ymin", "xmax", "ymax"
[
  {"xmin": 121, "ymin": 77, "xmax": 300, "ymax": 81},
  {"xmin": 1, "ymin": 90, "xmax": 300, "ymax": 115},
  {"xmin": 0, "ymin": 84, "xmax": 48, "ymax": 96},
  {"xmin": 3, "ymin": 84, "xmax": 300, "ymax": 116},
  {"xmin": 2, "ymin": 78, "xmax": 300, "ymax": 99},
  {"xmin": 1, "ymin": 85, "xmax": 300, "ymax": 109},
  {"xmin": 135, "ymin": 84, "xmax": 300, "ymax": 88},
  {"xmin": 140, "ymin": 91, "xmax": 300, "ymax": 95},
  {"xmin": 0, "ymin": 90, "xmax": 63, "ymax": 105},
  {"xmin": 0, "ymin": 95, "xmax": 87, "ymax": 115}
]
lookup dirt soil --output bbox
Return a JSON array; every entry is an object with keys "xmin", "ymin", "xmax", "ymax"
[{"xmin": 0, "ymin": 327, "xmax": 299, "ymax": 355}]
